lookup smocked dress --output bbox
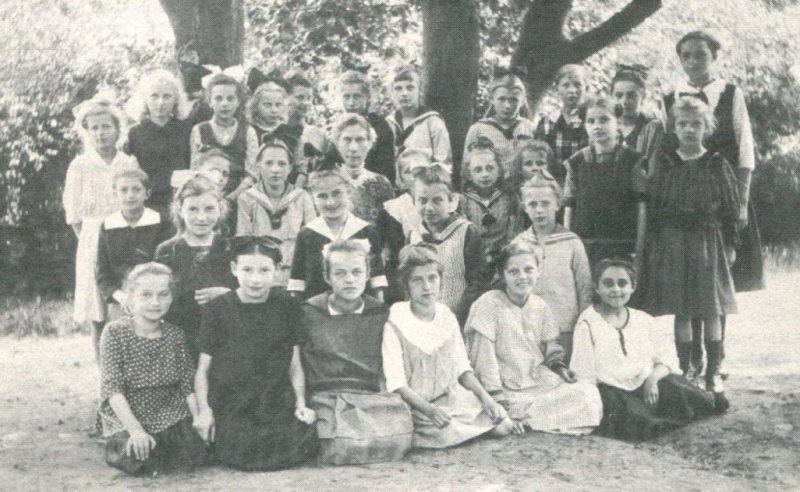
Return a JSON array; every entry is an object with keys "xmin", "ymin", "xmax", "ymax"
[
  {"xmin": 99, "ymin": 317, "xmax": 206, "ymax": 474},
  {"xmin": 62, "ymin": 149, "xmax": 139, "ymax": 323},
  {"xmin": 641, "ymin": 151, "xmax": 740, "ymax": 317},
  {"xmin": 465, "ymin": 291, "xmax": 602, "ymax": 434},
  {"xmin": 383, "ymin": 302, "xmax": 497, "ymax": 448},
  {"xmin": 198, "ymin": 290, "xmax": 318, "ymax": 470}
]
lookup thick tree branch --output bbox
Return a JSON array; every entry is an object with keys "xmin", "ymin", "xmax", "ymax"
[
  {"xmin": 511, "ymin": 0, "xmax": 571, "ymax": 69},
  {"xmin": 567, "ymin": 0, "xmax": 662, "ymax": 62}
]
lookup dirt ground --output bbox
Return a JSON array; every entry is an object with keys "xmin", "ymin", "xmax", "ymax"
[{"xmin": 1, "ymin": 272, "xmax": 799, "ymax": 491}]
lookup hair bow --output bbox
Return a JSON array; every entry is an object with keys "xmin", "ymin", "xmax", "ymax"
[
  {"xmin": 201, "ymin": 65, "xmax": 246, "ymax": 89},
  {"xmin": 467, "ymin": 135, "xmax": 496, "ymax": 152},
  {"xmin": 247, "ymin": 67, "xmax": 291, "ymax": 94},
  {"xmin": 71, "ymin": 90, "xmax": 117, "ymax": 118}
]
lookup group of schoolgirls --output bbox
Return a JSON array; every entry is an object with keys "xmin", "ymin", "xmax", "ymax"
[{"xmin": 61, "ymin": 29, "xmax": 763, "ymax": 475}]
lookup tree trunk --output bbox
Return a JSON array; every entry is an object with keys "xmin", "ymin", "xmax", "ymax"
[
  {"xmin": 159, "ymin": 0, "xmax": 244, "ymax": 67},
  {"xmin": 421, "ymin": 0, "xmax": 481, "ymax": 182}
]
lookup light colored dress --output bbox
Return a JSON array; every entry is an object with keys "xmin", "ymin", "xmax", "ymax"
[
  {"xmin": 465, "ymin": 290, "xmax": 602, "ymax": 434},
  {"xmin": 62, "ymin": 149, "xmax": 138, "ymax": 322},
  {"xmin": 383, "ymin": 302, "xmax": 496, "ymax": 448}
]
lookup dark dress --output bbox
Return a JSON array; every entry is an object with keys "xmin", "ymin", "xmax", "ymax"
[
  {"xmin": 198, "ymin": 290, "xmax": 318, "ymax": 470},
  {"xmin": 641, "ymin": 151, "xmax": 740, "ymax": 317},
  {"xmin": 126, "ymin": 118, "xmax": 192, "ymax": 219},
  {"xmin": 154, "ymin": 235, "xmax": 236, "ymax": 358},
  {"xmin": 193, "ymin": 121, "xmax": 249, "ymax": 194}
]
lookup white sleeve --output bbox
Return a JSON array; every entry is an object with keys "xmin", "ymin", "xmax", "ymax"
[
  {"xmin": 381, "ymin": 321, "xmax": 408, "ymax": 393},
  {"xmin": 732, "ymin": 86, "xmax": 755, "ymax": 171},
  {"xmin": 569, "ymin": 319, "xmax": 598, "ymax": 384}
]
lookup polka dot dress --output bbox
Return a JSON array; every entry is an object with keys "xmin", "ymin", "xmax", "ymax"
[{"xmin": 99, "ymin": 317, "xmax": 195, "ymax": 437}]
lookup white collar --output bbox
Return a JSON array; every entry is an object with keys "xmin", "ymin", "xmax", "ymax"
[
  {"xmin": 327, "ymin": 295, "xmax": 365, "ymax": 315},
  {"xmin": 305, "ymin": 212, "xmax": 370, "ymax": 241},
  {"xmin": 103, "ymin": 208, "xmax": 161, "ymax": 230}
]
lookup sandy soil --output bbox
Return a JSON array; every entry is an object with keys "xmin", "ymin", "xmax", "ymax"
[{"xmin": 1, "ymin": 272, "xmax": 799, "ymax": 491}]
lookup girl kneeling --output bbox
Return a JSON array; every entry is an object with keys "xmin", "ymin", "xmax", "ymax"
[
  {"xmin": 194, "ymin": 236, "xmax": 319, "ymax": 471},
  {"xmin": 99, "ymin": 263, "xmax": 206, "ymax": 475},
  {"xmin": 465, "ymin": 241, "xmax": 602, "ymax": 434},
  {"xmin": 383, "ymin": 244, "xmax": 515, "ymax": 448},
  {"xmin": 570, "ymin": 259, "xmax": 722, "ymax": 442}
]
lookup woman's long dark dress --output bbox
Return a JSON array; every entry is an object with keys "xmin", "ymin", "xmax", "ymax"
[{"xmin": 198, "ymin": 289, "xmax": 318, "ymax": 470}]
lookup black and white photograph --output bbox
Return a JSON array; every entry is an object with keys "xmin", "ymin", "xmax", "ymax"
[{"xmin": 1, "ymin": 0, "xmax": 799, "ymax": 489}]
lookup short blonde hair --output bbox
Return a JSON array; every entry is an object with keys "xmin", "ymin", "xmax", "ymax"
[
  {"xmin": 520, "ymin": 174, "xmax": 563, "ymax": 207},
  {"xmin": 246, "ymin": 82, "xmax": 288, "ymax": 125},
  {"xmin": 170, "ymin": 174, "xmax": 229, "ymax": 234},
  {"xmin": 322, "ymin": 239, "xmax": 371, "ymax": 278},
  {"xmin": 126, "ymin": 69, "xmax": 190, "ymax": 122},
  {"xmin": 123, "ymin": 262, "xmax": 175, "ymax": 295},
  {"xmin": 307, "ymin": 167, "xmax": 353, "ymax": 192},
  {"xmin": 671, "ymin": 96, "xmax": 717, "ymax": 135},
  {"xmin": 72, "ymin": 97, "xmax": 127, "ymax": 149}
]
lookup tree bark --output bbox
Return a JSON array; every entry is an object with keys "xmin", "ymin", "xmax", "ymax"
[
  {"xmin": 512, "ymin": 0, "xmax": 662, "ymax": 110},
  {"xmin": 421, "ymin": 0, "xmax": 481, "ymax": 182},
  {"xmin": 159, "ymin": 0, "xmax": 244, "ymax": 68}
]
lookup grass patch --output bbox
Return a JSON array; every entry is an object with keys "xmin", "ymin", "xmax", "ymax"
[{"xmin": 0, "ymin": 296, "xmax": 85, "ymax": 337}]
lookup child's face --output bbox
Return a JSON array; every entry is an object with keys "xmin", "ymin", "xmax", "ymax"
[
  {"xmin": 392, "ymin": 76, "xmax": 420, "ymax": 112},
  {"xmin": 289, "ymin": 86, "xmax": 313, "ymax": 119},
  {"xmin": 674, "ymin": 112, "xmax": 707, "ymax": 150},
  {"xmin": 679, "ymin": 39, "xmax": 715, "ymax": 84},
  {"xmin": 522, "ymin": 187, "xmax": 558, "ymax": 229},
  {"xmin": 556, "ymin": 74, "xmax": 584, "ymax": 109},
  {"xmin": 413, "ymin": 181, "xmax": 454, "ymax": 228},
  {"xmin": 114, "ymin": 177, "xmax": 149, "ymax": 215},
  {"xmin": 586, "ymin": 107, "xmax": 618, "ymax": 147},
  {"xmin": 520, "ymin": 149, "xmax": 549, "ymax": 181},
  {"xmin": 467, "ymin": 152, "xmax": 500, "ymax": 191},
  {"xmin": 209, "ymin": 84, "xmax": 239, "ymax": 121},
  {"xmin": 491, "ymin": 87, "xmax": 522, "ymax": 123},
  {"xmin": 407, "ymin": 263, "xmax": 441, "ymax": 308},
  {"xmin": 257, "ymin": 147, "xmax": 291, "ymax": 188},
  {"xmin": 85, "ymin": 113, "xmax": 119, "ymax": 152},
  {"xmin": 397, "ymin": 158, "xmax": 426, "ymax": 190},
  {"xmin": 180, "ymin": 193, "xmax": 221, "ymax": 239},
  {"xmin": 198, "ymin": 156, "xmax": 231, "ymax": 191},
  {"xmin": 128, "ymin": 273, "xmax": 173, "ymax": 323},
  {"xmin": 146, "ymin": 79, "xmax": 177, "ymax": 121},
  {"xmin": 231, "ymin": 254, "xmax": 276, "ymax": 301},
  {"xmin": 612, "ymin": 81, "xmax": 643, "ymax": 119},
  {"xmin": 311, "ymin": 176, "xmax": 350, "ymax": 220},
  {"xmin": 595, "ymin": 266, "xmax": 634, "ymax": 309},
  {"xmin": 326, "ymin": 251, "xmax": 368, "ymax": 301},
  {"xmin": 256, "ymin": 91, "xmax": 286, "ymax": 125},
  {"xmin": 336, "ymin": 124, "xmax": 371, "ymax": 168},
  {"xmin": 342, "ymin": 83, "xmax": 368, "ymax": 113},
  {"xmin": 502, "ymin": 253, "xmax": 539, "ymax": 300}
]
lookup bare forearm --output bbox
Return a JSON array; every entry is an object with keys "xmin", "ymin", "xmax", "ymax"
[
  {"xmin": 458, "ymin": 371, "xmax": 492, "ymax": 403},
  {"xmin": 289, "ymin": 347, "xmax": 307, "ymax": 408},
  {"xmin": 735, "ymin": 168, "xmax": 751, "ymax": 205},
  {"xmin": 635, "ymin": 202, "xmax": 647, "ymax": 255},
  {"xmin": 194, "ymin": 356, "xmax": 212, "ymax": 413},
  {"xmin": 395, "ymin": 386, "xmax": 433, "ymax": 413},
  {"xmin": 108, "ymin": 394, "xmax": 145, "ymax": 433}
]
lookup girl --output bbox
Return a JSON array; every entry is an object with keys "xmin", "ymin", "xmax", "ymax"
[
  {"xmin": 610, "ymin": 65, "xmax": 665, "ymax": 163},
  {"xmin": 62, "ymin": 96, "xmax": 138, "ymax": 356},
  {"xmin": 286, "ymin": 73, "xmax": 329, "ymax": 187},
  {"xmin": 99, "ymin": 262, "xmax": 206, "ymax": 475},
  {"xmin": 331, "ymin": 113, "xmax": 394, "ymax": 225},
  {"xmin": 194, "ymin": 236, "xmax": 318, "ymax": 471},
  {"xmin": 328, "ymin": 70, "xmax": 396, "ymax": 183},
  {"xmin": 563, "ymin": 96, "xmax": 647, "ymax": 267},
  {"xmin": 534, "ymin": 64, "xmax": 589, "ymax": 183},
  {"xmin": 288, "ymin": 167, "xmax": 387, "ymax": 300},
  {"xmin": 570, "ymin": 259, "xmax": 721, "ymax": 442},
  {"xmin": 190, "ymin": 73, "xmax": 258, "ymax": 201},
  {"xmin": 514, "ymin": 139, "xmax": 556, "ymax": 185},
  {"xmin": 465, "ymin": 241, "xmax": 602, "ymax": 434},
  {"xmin": 457, "ymin": 137, "xmax": 518, "ymax": 276},
  {"xmin": 387, "ymin": 65, "xmax": 452, "ymax": 166},
  {"xmin": 667, "ymin": 30, "xmax": 764, "ymax": 378},
  {"xmin": 377, "ymin": 148, "xmax": 431, "ymax": 303},
  {"xmin": 155, "ymin": 175, "xmax": 235, "ymax": 358},
  {"xmin": 383, "ymin": 244, "xmax": 515, "ymax": 448},
  {"xmin": 97, "ymin": 169, "xmax": 171, "ymax": 327},
  {"xmin": 463, "ymin": 67, "xmax": 536, "ymax": 177},
  {"xmin": 237, "ymin": 139, "xmax": 317, "ymax": 285},
  {"xmin": 125, "ymin": 69, "xmax": 193, "ymax": 219},
  {"xmin": 409, "ymin": 164, "xmax": 484, "ymax": 325},
  {"xmin": 300, "ymin": 239, "xmax": 413, "ymax": 465},
  {"xmin": 641, "ymin": 96, "xmax": 739, "ymax": 407},
  {"xmin": 513, "ymin": 175, "xmax": 593, "ymax": 359},
  {"xmin": 246, "ymin": 78, "xmax": 305, "ymax": 171}
]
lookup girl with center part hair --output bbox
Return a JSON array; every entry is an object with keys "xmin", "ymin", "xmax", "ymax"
[
  {"xmin": 463, "ymin": 66, "xmax": 536, "ymax": 177},
  {"xmin": 332, "ymin": 112, "xmax": 394, "ymax": 225},
  {"xmin": 194, "ymin": 236, "xmax": 319, "ymax": 471},
  {"xmin": 299, "ymin": 239, "xmax": 413, "ymax": 465},
  {"xmin": 125, "ymin": 69, "xmax": 192, "ymax": 219},
  {"xmin": 570, "ymin": 259, "xmax": 721, "ymax": 442},
  {"xmin": 383, "ymin": 244, "xmax": 516, "ymax": 448},
  {"xmin": 100, "ymin": 262, "xmax": 206, "ymax": 475},
  {"xmin": 465, "ymin": 241, "xmax": 602, "ymax": 435},
  {"xmin": 63, "ymin": 96, "xmax": 139, "ymax": 358},
  {"xmin": 610, "ymin": 65, "xmax": 665, "ymax": 165}
]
